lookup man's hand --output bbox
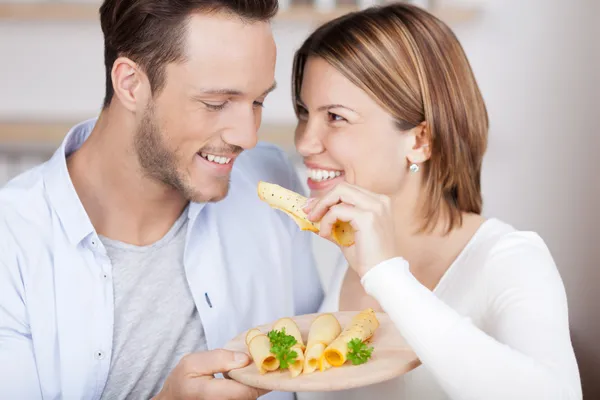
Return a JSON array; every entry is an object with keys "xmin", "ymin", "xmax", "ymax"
[{"xmin": 154, "ymin": 349, "xmax": 268, "ymax": 400}]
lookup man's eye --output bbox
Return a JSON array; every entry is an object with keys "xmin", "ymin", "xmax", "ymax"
[
  {"xmin": 203, "ymin": 101, "xmax": 228, "ymax": 111},
  {"xmin": 253, "ymin": 101, "xmax": 265, "ymax": 108}
]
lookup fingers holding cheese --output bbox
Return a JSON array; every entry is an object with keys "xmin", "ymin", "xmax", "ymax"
[{"xmin": 257, "ymin": 181, "xmax": 355, "ymax": 247}]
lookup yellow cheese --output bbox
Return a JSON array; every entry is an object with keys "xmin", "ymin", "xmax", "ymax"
[
  {"xmin": 303, "ymin": 314, "xmax": 342, "ymax": 374},
  {"xmin": 247, "ymin": 334, "xmax": 280, "ymax": 374},
  {"xmin": 272, "ymin": 317, "xmax": 305, "ymax": 351},
  {"xmin": 288, "ymin": 344, "xmax": 305, "ymax": 378},
  {"xmin": 245, "ymin": 328, "xmax": 262, "ymax": 347},
  {"xmin": 323, "ymin": 309, "xmax": 380, "ymax": 367},
  {"xmin": 257, "ymin": 181, "xmax": 355, "ymax": 247}
]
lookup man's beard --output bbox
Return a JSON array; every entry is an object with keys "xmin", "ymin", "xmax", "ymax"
[{"xmin": 133, "ymin": 103, "xmax": 199, "ymax": 201}]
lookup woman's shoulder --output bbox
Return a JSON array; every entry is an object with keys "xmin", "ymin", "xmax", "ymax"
[
  {"xmin": 470, "ymin": 218, "xmax": 564, "ymax": 292},
  {"xmin": 475, "ymin": 218, "xmax": 555, "ymax": 264}
]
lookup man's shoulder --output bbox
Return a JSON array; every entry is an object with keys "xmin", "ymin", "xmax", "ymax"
[{"xmin": 0, "ymin": 163, "xmax": 54, "ymax": 248}]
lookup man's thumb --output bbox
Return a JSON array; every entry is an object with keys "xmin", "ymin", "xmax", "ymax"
[{"xmin": 183, "ymin": 349, "xmax": 250, "ymax": 376}]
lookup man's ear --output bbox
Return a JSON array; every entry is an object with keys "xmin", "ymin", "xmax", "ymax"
[
  {"xmin": 110, "ymin": 57, "xmax": 146, "ymax": 113},
  {"xmin": 406, "ymin": 121, "xmax": 431, "ymax": 165}
]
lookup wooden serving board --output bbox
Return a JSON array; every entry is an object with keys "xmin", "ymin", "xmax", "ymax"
[{"xmin": 223, "ymin": 311, "xmax": 421, "ymax": 392}]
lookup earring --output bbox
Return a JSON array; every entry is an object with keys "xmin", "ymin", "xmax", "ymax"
[{"xmin": 409, "ymin": 163, "xmax": 419, "ymax": 173}]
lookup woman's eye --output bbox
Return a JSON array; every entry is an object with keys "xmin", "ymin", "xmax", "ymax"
[
  {"xmin": 328, "ymin": 112, "xmax": 346, "ymax": 122},
  {"xmin": 203, "ymin": 101, "xmax": 228, "ymax": 111}
]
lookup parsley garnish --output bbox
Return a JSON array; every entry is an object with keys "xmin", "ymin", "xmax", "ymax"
[
  {"xmin": 267, "ymin": 327, "xmax": 298, "ymax": 369},
  {"xmin": 347, "ymin": 338, "xmax": 374, "ymax": 365}
]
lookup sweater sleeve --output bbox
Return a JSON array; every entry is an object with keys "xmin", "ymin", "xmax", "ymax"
[{"xmin": 360, "ymin": 232, "xmax": 582, "ymax": 400}]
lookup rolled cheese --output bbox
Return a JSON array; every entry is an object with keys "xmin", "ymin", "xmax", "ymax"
[
  {"xmin": 288, "ymin": 344, "xmax": 305, "ymax": 378},
  {"xmin": 247, "ymin": 334, "xmax": 280, "ymax": 374},
  {"xmin": 303, "ymin": 314, "xmax": 342, "ymax": 374},
  {"xmin": 271, "ymin": 318, "xmax": 306, "ymax": 376},
  {"xmin": 245, "ymin": 328, "xmax": 262, "ymax": 347},
  {"xmin": 272, "ymin": 317, "xmax": 305, "ymax": 350},
  {"xmin": 323, "ymin": 308, "xmax": 380, "ymax": 367},
  {"xmin": 257, "ymin": 181, "xmax": 355, "ymax": 247}
]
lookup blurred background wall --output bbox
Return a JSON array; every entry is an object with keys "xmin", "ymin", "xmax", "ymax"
[{"xmin": 1, "ymin": 0, "xmax": 598, "ymax": 397}]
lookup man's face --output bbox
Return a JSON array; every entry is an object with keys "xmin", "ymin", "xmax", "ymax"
[{"xmin": 134, "ymin": 12, "xmax": 277, "ymax": 203}]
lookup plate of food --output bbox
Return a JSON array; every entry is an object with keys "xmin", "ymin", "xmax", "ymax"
[{"xmin": 223, "ymin": 309, "xmax": 421, "ymax": 392}]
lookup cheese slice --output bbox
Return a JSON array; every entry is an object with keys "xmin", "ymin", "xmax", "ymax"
[
  {"xmin": 323, "ymin": 308, "xmax": 380, "ymax": 367},
  {"xmin": 257, "ymin": 181, "xmax": 355, "ymax": 247},
  {"xmin": 272, "ymin": 317, "xmax": 305, "ymax": 351},
  {"xmin": 303, "ymin": 313, "xmax": 342, "ymax": 374},
  {"xmin": 247, "ymin": 334, "xmax": 280, "ymax": 374}
]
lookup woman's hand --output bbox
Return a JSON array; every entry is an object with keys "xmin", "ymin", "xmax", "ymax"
[{"xmin": 304, "ymin": 182, "xmax": 398, "ymax": 277}]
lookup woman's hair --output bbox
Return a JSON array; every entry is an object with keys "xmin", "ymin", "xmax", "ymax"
[{"xmin": 292, "ymin": 3, "xmax": 488, "ymax": 233}]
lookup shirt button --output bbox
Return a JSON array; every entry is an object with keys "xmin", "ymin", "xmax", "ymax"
[
  {"xmin": 91, "ymin": 240, "xmax": 98, "ymax": 248},
  {"xmin": 95, "ymin": 351, "xmax": 105, "ymax": 360}
]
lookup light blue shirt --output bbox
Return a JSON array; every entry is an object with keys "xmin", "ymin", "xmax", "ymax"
[{"xmin": 0, "ymin": 119, "xmax": 323, "ymax": 400}]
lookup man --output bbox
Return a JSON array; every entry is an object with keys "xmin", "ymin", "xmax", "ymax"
[{"xmin": 0, "ymin": 0, "xmax": 323, "ymax": 399}]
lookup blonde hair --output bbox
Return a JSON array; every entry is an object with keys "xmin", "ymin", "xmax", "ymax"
[{"xmin": 292, "ymin": 3, "xmax": 488, "ymax": 233}]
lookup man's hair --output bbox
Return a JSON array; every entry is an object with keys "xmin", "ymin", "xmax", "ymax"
[
  {"xmin": 292, "ymin": 3, "xmax": 488, "ymax": 234},
  {"xmin": 99, "ymin": 0, "xmax": 278, "ymax": 108}
]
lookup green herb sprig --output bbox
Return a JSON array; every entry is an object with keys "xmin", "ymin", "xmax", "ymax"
[
  {"xmin": 267, "ymin": 327, "xmax": 298, "ymax": 369},
  {"xmin": 347, "ymin": 338, "xmax": 374, "ymax": 365}
]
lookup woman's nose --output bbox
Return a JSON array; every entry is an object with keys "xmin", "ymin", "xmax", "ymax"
[{"xmin": 295, "ymin": 121, "xmax": 325, "ymax": 157}]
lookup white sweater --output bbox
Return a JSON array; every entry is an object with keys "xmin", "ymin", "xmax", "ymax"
[{"xmin": 298, "ymin": 218, "xmax": 581, "ymax": 400}]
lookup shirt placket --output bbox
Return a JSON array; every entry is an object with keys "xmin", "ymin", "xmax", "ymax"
[{"xmin": 87, "ymin": 236, "xmax": 115, "ymax": 400}]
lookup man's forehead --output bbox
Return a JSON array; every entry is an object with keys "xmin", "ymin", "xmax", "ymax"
[
  {"xmin": 175, "ymin": 13, "xmax": 276, "ymax": 95},
  {"xmin": 184, "ymin": 12, "xmax": 274, "ymax": 58}
]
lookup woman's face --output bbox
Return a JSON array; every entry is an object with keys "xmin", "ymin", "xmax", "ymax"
[{"xmin": 295, "ymin": 57, "xmax": 418, "ymax": 198}]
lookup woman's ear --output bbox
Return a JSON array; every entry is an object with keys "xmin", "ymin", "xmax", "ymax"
[{"xmin": 406, "ymin": 121, "xmax": 431, "ymax": 165}]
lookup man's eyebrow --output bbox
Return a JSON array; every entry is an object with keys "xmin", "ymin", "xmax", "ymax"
[
  {"xmin": 191, "ymin": 82, "xmax": 276, "ymax": 98},
  {"xmin": 262, "ymin": 81, "xmax": 277, "ymax": 96},
  {"xmin": 195, "ymin": 88, "xmax": 244, "ymax": 96}
]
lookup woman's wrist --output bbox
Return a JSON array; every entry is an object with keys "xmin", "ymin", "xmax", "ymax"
[{"xmin": 360, "ymin": 256, "xmax": 411, "ymax": 288}]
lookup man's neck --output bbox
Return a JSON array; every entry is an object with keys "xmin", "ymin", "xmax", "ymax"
[{"xmin": 67, "ymin": 110, "xmax": 188, "ymax": 246}]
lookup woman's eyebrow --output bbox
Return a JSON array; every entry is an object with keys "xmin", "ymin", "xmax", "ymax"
[{"xmin": 317, "ymin": 104, "xmax": 358, "ymax": 113}]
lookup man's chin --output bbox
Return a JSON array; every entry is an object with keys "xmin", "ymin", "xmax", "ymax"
[{"xmin": 188, "ymin": 182, "xmax": 231, "ymax": 203}]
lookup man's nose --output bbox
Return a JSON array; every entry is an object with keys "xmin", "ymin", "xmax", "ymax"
[{"xmin": 222, "ymin": 109, "xmax": 259, "ymax": 150}]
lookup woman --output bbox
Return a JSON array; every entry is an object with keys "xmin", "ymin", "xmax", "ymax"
[{"xmin": 292, "ymin": 3, "xmax": 581, "ymax": 400}]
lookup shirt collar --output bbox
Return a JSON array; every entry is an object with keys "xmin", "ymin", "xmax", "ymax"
[
  {"xmin": 43, "ymin": 118, "xmax": 207, "ymax": 246},
  {"xmin": 43, "ymin": 118, "xmax": 98, "ymax": 246}
]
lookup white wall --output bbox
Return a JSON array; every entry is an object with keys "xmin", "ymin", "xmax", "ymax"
[
  {"xmin": 1, "ymin": 0, "xmax": 599, "ymax": 396},
  {"xmin": 454, "ymin": 2, "xmax": 599, "ymax": 396},
  {"xmin": 0, "ymin": 18, "xmax": 314, "ymax": 123}
]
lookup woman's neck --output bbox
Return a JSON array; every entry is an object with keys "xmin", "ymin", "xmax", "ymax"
[{"xmin": 390, "ymin": 192, "xmax": 485, "ymax": 291}]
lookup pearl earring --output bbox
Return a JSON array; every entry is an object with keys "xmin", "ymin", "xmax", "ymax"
[{"xmin": 409, "ymin": 163, "xmax": 419, "ymax": 173}]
